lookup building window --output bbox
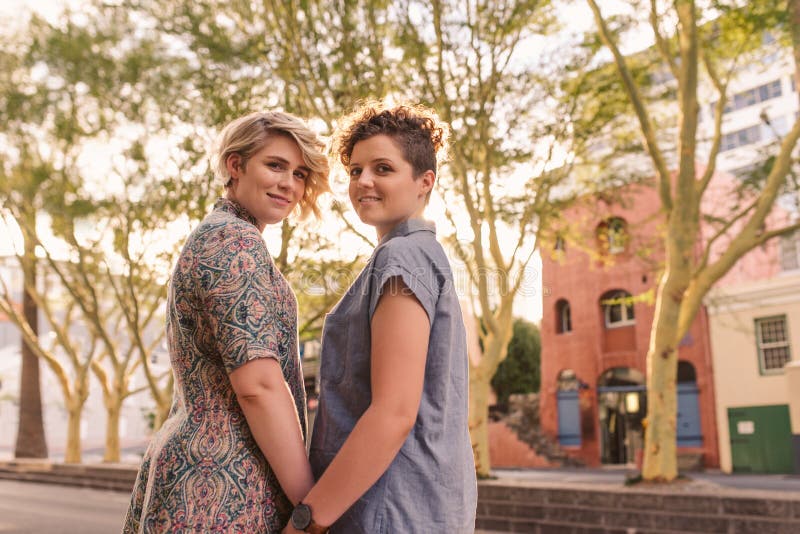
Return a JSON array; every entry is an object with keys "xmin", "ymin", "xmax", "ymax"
[
  {"xmin": 601, "ymin": 290, "xmax": 635, "ymax": 328},
  {"xmin": 554, "ymin": 236, "xmax": 566, "ymax": 252},
  {"xmin": 755, "ymin": 316, "xmax": 792, "ymax": 373},
  {"xmin": 780, "ymin": 231, "xmax": 800, "ymax": 272},
  {"xmin": 721, "ymin": 123, "xmax": 762, "ymax": 152},
  {"xmin": 710, "ymin": 79, "xmax": 783, "ymax": 117},
  {"xmin": 556, "ymin": 299, "xmax": 572, "ymax": 334},
  {"xmin": 597, "ymin": 217, "xmax": 628, "ymax": 255}
]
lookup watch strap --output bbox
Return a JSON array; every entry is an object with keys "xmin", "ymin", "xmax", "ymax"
[
  {"xmin": 292, "ymin": 502, "xmax": 329, "ymax": 534},
  {"xmin": 305, "ymin": 520, "xmax": 329, "ymax": 534}
]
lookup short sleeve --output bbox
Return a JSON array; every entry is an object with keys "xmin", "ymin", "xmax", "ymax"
[
  {"xmin": 369, "ymin": 238, "xmax": 439, "ymax": 325},
  {"xmin": 202, "ymin": 224, "xmax": 283, "ymax": 374}
]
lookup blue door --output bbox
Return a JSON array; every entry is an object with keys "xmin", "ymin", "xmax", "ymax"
[
  {"xmin": 677, "ymin": 383, "xmax": 702, "ymax": 447},
  {"xmin": 557, "ymin": 390, "xmax": 581, "ymax": 446}
]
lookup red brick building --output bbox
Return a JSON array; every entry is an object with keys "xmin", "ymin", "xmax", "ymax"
[{"xmin": 539, "ymin": 183, "xmax": 720, "ymax": 468}]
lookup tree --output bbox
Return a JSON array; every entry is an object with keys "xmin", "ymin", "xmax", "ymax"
[
  {"xmin": 135, "ymin": 0, "xmax": 600, "ymax": 478},
  {"xmin": 394, "ymin": 0, "xmax": 594, "ymax": 477},
  {"xmin": 130, "ymin": 0, "xmax": 378, "ymax": 340},
  {"xmin": 491, "ymin": 319, "xmax": 541, "ymax": 407},
  {"xmin": 0, "ymin": 5, "xmax": 213, "ymax": 461},
  {"xmin": 585, "ymin": 0, "xmax": 800, "ymax": 481},
  {"xmin": 0, "ymin": 146, "xmax": 95, "ymax": 464},
  {"xmin": 0, "ymin": 23, "xmax": 50, "ymax": 461},
  {"xmin": 4, "ymin": 149, "xmax": 48, "ymax": 460}
]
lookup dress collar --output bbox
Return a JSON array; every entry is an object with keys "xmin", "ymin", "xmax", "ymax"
[
  {"xmin": 214, "ymin": 197, "xmax": 257, "ymax": 227},
  {"xmin": 379, "ymin": 218, "xmax": 436, "ymax": 245}
]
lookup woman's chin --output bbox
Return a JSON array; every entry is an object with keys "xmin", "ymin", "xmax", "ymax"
[
  {"xmin": 260, "ymin": 213, "xmax": 289, "ymax": 226},
  {"xmin": 353, "ymin": 211, "xmax": 377, "ymax": 227}
]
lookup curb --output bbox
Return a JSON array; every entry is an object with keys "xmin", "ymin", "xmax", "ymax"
[{"xmin": 0, "ymin": 461, "xmax": 138, "ymax": 492}]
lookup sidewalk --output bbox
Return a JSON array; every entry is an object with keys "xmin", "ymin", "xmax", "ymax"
[
  {"xmin": 493, "ymin": 465, "xmax": 800, "ymax": 495},
  {"xmin": 2, "ymin": 461, "xmax": 799, "ymax": 532},
  {"xmin": 2, "ymin": 460, "xmax": 798, "ymax": 496}
]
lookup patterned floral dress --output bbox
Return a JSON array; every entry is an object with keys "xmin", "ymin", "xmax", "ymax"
[{"xmin": 122, "ymin": 198, "xmax": 307, "ymax": 534}]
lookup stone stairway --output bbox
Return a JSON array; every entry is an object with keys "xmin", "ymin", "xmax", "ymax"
[
  {"xmin": 495, "ymin": 393, "xmax": 584, "ymax": 467},
  {"xmin": 476, "ymin": 481, "xmax": 800, "ymax": 533}
]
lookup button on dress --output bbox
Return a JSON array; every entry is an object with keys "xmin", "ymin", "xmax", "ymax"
[{"xmin": 123, "ymin": 198, "xmax": 306, "ymax": 533}]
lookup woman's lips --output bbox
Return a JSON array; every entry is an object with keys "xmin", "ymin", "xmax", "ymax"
[{"xmin": 268, "ymin": 193, "xmax": 290, "ymax": 206}]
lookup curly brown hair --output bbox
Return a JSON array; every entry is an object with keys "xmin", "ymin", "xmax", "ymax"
[{"xmin": 333, "ymin": 101, "xmax": 449, "ymax": 179}]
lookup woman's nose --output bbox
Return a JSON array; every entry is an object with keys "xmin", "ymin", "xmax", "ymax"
[{"xmin": 356, "ymin": 171, "xmax": 375, "ymax": 187}]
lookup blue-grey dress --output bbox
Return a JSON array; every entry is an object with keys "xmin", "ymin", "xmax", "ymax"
[{"xmin": 309, "ymin": 219, "xmax": 477, "ymax": 533}]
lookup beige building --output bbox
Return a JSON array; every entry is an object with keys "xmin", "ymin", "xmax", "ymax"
[{"xmin": 705, "ymin": 266, "xmax": 800, "ymax": 473}]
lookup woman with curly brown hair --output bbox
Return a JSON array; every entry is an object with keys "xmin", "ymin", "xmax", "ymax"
[{"xmin": 284, "ymin": 102, "xmax": 477, "ymax": 534}]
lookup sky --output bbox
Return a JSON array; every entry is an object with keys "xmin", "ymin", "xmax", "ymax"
[{"xmin": 0, "ymin": 0, "xmax": 653, "ymax": 324}]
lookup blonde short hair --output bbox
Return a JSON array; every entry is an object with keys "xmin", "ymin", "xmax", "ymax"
[{"xmin": 212, "ymin": 111, "xmax": 331, "ymax": 219}]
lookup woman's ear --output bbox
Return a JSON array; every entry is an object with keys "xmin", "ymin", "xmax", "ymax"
[
  {"xmin": 225, "ymin": 153, "xmax": 242, "ymax": 181},
  {"xmin": 419, "ymin": 170, "xmax": 435, "ymax": 197}
]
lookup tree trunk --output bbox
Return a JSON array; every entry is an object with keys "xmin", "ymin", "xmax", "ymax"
[
  {"xmin": 468, "ymin": 371, "xmax": 492, "ymax": 477},
  {"xmin": 791, "ymin": 0, "xmax": 800, "ymax": 108},
  {"xmin": 642, "ymin": 231, "xmax": 692, "ymax": 481},
  {"xmin": 154, "ymin": 397, "xmax": 172, "ymax": 431},
  {"xmin": 64, "ymin": 402, "xmax": 83, "ymax": 464},
  {"xmin": 468, "ymin": 315, "xmax": 514, "ymax": 478},
  {"xmin": 14, "ymin": 236, "xmax": 48, "ymax": 459},
  {"xmin": 641, "ymin": 291, "xmax": 680, "ymax": 480},
  {"xmin": 104, "ymin": 396, "xmax": 122, "ymax": 463}
]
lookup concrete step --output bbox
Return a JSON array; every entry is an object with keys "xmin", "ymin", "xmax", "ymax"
[
  {"xmin": 478, "ymin": 478, "xmax": 800, "ymax": 532},
  {"xmin": 0, "ymin": 470, "xmax": 135, "ymax": 491},
  {"xmin": 478, "ymin": 484, "xmax": 800, "ymax": 521},
  {"xmin": 478, "ymin": 497, "xmax": 800, "ymax": 533},
  {"xmin": 0, "ymin": 462, "xmax": 138, "ymax": 492}
]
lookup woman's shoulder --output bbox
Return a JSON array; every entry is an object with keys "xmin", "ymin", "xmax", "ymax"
[
  {"xmin": 194, "ymin": 210, "xmax": 263, "ymax": 243},
  {"xmin": 188, "ymin": 211, "xmax": 270, "ymax": 264},
  {"xmin": 376, "ymin": 231, "xmax": 447, "ymax": 272}
]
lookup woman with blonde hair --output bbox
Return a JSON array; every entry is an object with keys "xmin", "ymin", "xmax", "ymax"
[{"xmin": 123, "ymin": 110, "xmax": 329, "ymax": 533}]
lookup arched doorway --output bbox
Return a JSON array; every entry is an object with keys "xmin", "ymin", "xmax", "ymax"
[
  {"xmin": 556, "ymin": 369, "xmax": 581, "ymax": 447},
  {"xmin": 677, "ymin": 361, "xmax": 702, "ymax": 447},
  {"xmin": 598, "ymin": 367, "xmax": 646, "ymax": 464}
]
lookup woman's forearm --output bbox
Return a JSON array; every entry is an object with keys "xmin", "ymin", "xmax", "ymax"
[
  {"xmin": 238, "ymin": 382, "xmax": 314, "ymax": 505},
  {"xmin": 301, "ymin": 404, "xmax": 414, "ymax": 527}
]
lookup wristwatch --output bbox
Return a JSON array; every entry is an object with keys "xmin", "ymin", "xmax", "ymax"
[{"xmin": 290, "ymin": 502, "xmax": 329, "ymax": 534}]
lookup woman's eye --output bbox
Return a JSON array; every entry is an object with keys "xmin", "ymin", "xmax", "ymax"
[
  {"xmin": 349, "ymin": 168, "xmax": 362, "ymax": 178},
  {"xmin": 376, "ymin": 164, "xmax": 392, "ymax": 173},
  {"xmin": 268, "ymin": 162, "xmax": 285, "ymax": 171},
  {"xmin": 294, "ymin": 170, "xmax": 309, "ymax": 180}
]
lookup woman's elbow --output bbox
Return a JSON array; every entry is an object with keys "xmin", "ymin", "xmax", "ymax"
[
  {"xmin": 235, "ymin": 387, "xmax": 269, "ymax": 406},
  {"xmin": 373, "ymin": 404, "xmax": 417, "ymax": 437},
  {"xmin": 234, "ymin": 379, "xmax": 282, "ymax": 406}
]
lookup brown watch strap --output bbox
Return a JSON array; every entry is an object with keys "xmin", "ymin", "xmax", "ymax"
[{"xmin": 305, "ymin": 520, "xmax": 329, "ymax": 534}]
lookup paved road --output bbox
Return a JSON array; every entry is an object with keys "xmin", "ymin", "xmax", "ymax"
[{"xmin": 0, "ymin": 480, "xmax": 129, "ymax": 534}]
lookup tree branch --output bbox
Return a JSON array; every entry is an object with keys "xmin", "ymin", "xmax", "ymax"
[{"xmin": 587, "ymin": 0, "xmax": 673, "ymax": 210}]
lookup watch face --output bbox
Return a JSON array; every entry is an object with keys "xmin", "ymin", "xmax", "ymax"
[{"xmin": 291, "ymin": 503, "xmax": 312, "ymax": 529}]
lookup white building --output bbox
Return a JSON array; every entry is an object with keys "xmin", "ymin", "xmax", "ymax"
[
  {"xmin": 699, "ymin": 34, "xmax": 800, "ymax": 474},
  {"xmin": 698, "ymin": 35, "xmax": 799, "ymax": 177}
]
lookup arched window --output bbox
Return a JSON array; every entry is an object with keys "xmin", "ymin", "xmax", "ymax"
[
  {"xmin": 601, "ymin": 290, "xmax": 635, "ymax": 328},
  {"xmin": 677, "ymin": 361, "xmax": 697, "ymax": 383},
  {"xmin": 557, "ymin": 369, "xmax": 579, "ymax": 391},
  {"xmin": 596, "ymin": 217, "xmax": 629, "ymax": 254},
  {"xmin": 556, "ymin": 299, "xmax": 572, "ymax": 334}
]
